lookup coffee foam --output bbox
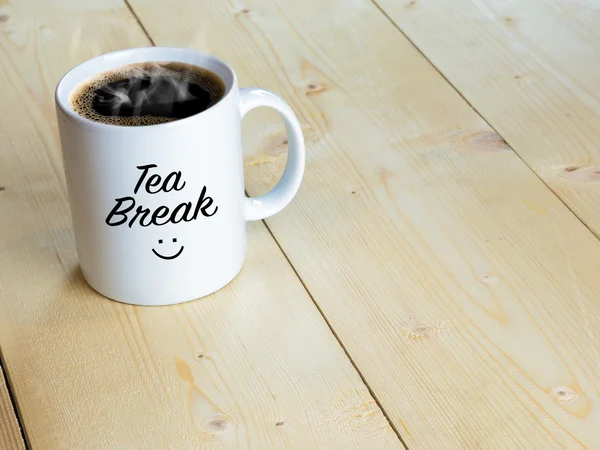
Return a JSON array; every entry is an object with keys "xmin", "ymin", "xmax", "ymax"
[{"xmin": 69, "ymin": 62, "xmax": 225, "ymax": 126}]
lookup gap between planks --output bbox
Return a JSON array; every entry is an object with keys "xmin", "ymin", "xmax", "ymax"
[
  {"xmin": 120, "ymin": 0, "xmax": 410, "ymax": 448},
  {"xmin": 260, "ymin": 219, "xmax": 408, "ymax": 450},
  {"xmin": 124, "ymin": 0, "xmax": 156, "ymax": 46},
  {"xmin": 369, "ymin": 0, "xmax": 600, "ymax": 244},
  {"xmin": 0, "ymin": 348, "xmax": 28, "ymax": 450}
]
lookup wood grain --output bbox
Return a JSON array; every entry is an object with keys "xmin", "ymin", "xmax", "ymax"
[
  {"xmin": 128, "ymin": 0, "xmax": 600, "ymax": 448},
  {"xmin": 0, "ymin": 0, "xmax": 401, "ymax": 448},
  {"xmin": 374, "ymin": 0, "xmax": 600, "ymax": 237},
  {"xmin": 0, "ymin": 362, "xmax": 24, "ymax": 450}
]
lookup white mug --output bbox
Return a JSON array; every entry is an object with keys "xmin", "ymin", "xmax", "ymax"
[{"xmin": 55, "ymin": 47, "xmax": 305, "ymax": 306}]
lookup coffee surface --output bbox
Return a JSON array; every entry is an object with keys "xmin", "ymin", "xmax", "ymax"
[{"xmin": 70, "ymin": 62, "xmax": 226, "ymax": 126}]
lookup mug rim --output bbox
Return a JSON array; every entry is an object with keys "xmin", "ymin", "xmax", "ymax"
[{"xmin": 55, "ymin": 46, "xmax": 238, "ymax": 131}]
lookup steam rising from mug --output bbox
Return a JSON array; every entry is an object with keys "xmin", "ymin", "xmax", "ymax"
[{"xmin": 70, "ymin": 62, "xmax": 226, "ymax": 126}]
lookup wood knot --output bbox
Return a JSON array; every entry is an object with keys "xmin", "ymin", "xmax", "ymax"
[
  {"xmin": 557, "ymin": 164, "xmax": 600, "ymax": 182},
  {"xmin": 480, "ymin": 273, "xmax": 499, "ymax": 285},
  {"xmin": 406, "ymin": 0, "xmax": 417, "ymax": 7},
  {"xmin": 512, "ymin": 72, "xmax": 531, "ymax": 80},
  {"xmin": 404, "ymin": 321, "xmax": 450, "ymax": 339},
  {"xmin": 209, "ymin": 419, "xmax": 228, "ymax": 431},
  {"xmin": 194, "ymin": 349, "xmax": 212, "ymax": 362},
  {"xmin": 235, "ymin": 8, "xmax": 254, "ymax": 17},
  {"xmin": 275, "ymin": 421, "xmax": 284, "ymax": 426},
  {"xmin": 551, "ymin": 386, "xmax": 578, "ymax": 402},
  {"xmin": 306, "ymin": 83, "xmax": 325, "ymax": 95},
  {"xmin": 245, "ymin": 131, "xmax": 290, "ymax": 168},
  {"xmin": 453, "ymin": 130, "xmax": 510, "ymax": 152},
  {"xmin": 246, "ymin": 151, "xmax": 286, "ymax": 167},
  {"xmin": 204, "ymin": 414, "xmax": 233, "ymax": 433},
  {"xmin": 0, "ymin": 14, "xmax": 9, "ymax": 23}
]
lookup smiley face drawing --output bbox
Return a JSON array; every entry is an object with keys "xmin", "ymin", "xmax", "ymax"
[{"xmin": 152, "ymin": 237, "xmax": 184, "ymax": 260}]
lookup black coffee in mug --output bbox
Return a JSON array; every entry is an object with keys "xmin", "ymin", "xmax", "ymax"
[{"xmin": 70, "ymin": 62, "xmax": 226, "ymax": 126}]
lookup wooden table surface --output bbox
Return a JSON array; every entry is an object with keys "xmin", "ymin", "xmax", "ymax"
[{"xmin": 1, "ymin": 0, "xmax": 600, "ymax": 448}]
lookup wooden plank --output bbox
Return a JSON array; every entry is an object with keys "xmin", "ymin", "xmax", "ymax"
[
  {"xmin": 127, "ymin": 0, "xmax": 600, "ymax": 448},
  {"xmin": 0, "ymin": 362, "xmax": 25, "ymax": 450},
  {"xmin": 0, "ymin": 0, "xmax": 401, "ymax": 448},
  {"xmin": 374, "ymin": 0, "xmax": 600, "ymax": 237}
]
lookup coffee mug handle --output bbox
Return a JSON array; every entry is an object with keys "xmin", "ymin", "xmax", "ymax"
[{"xmin": 239, "ymin": 87, "xmax": 305, "ymax": 221}]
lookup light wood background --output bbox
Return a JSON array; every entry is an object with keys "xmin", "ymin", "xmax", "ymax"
[
  {"xmin": 0, "ymin": 0, "xmax": 400, "ymax": 448},
  {"xmin": 375, "ymin": 0, "xmax": 600, "ymax": 238},
  {"xmin": 1, "ymin": 0, "xmax": 600, "ymax": 448}
]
